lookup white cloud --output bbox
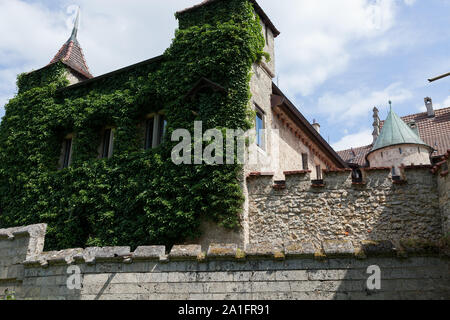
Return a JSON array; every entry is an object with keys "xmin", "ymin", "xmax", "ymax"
[
  {"xmin": 258, "ymin": 0, "xmax": 399, "ymax": 96},
  {"xmin": 332, "ymin": 128, "xmax": 373, "ymax": 151},
  {"xmin": 315, "ymin": 82, "xmax": 413, "ymax": 126}
]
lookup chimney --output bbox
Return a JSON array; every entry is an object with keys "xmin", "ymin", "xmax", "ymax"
[
  {"xmin": 312, "ymin": 119, "xmax": 321, "ymax": 134},
  {"xmin": 372, "ymin": 107, "xmax": 380, "ymax": 143},
  {"xmin": 425, "ymin": 97, "xmax": 435, "ymax": 118}
]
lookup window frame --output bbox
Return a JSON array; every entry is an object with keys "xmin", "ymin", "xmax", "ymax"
[
  {"xmin": 143, "ymin": 112, "xmax": 167, "ymax": 150},
  {"xmin": 255, "ymin": 105, "xmax": 266, "ymax": 151},
  {"xmin": 99, "ymin": 127, "xmax": 115, "ymax": 159},
  {"xmin": 59, "ymin": 134, "xmax": 74, "ymax": 170}
]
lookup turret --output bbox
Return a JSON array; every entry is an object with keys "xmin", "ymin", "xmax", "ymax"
[{"xmin": 366, "ymin": 102, "xmax": 433, "ymax": 174}]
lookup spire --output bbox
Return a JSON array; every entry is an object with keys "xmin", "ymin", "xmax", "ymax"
[
  {"xmin": 69, "ymin": 7, "xmax": 80, "ymax": 42},
  {"xmin": 370, "ymin": 105, "xmax": 430, "ymax": 152},
  {"xmin": 48, "ymin": 7, "xmax": 93, "ymax": 80}
]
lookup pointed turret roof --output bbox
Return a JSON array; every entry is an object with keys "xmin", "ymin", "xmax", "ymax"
[
  {"xmin": 49, "ymin": 8, "xmax": 93, "ymax": 79},
  {"xmin": 370, "ymin": 104, "xmax": 431, "ymax": 152}
]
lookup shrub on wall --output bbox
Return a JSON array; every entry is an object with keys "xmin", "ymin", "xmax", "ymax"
[{"xmin": 0, "ymin": 0, "xmax": 266, "ymax": 250}]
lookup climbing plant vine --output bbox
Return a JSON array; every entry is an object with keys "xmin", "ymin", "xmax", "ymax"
[{"xmin": 0, "ymin": 0, "xmax": 266, "ymax": 250}]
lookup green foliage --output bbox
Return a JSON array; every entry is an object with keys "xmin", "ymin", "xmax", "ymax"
[{"xmin": 0, "ymin": 0, "xmax": 266, "ymax": 250}]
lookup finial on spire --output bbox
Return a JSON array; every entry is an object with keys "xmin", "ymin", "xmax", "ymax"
[
  {"xmin": 69, "ymin": 7, "xmax": 80, "ymax": 42},
  {"xmin": 389, "ymin": 100, "xmax": 392, "ymax": 110}
]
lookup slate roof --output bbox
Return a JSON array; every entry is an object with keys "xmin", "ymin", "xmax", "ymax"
[{"xmin": 337, "ymin": 107, "xmax": 450, "ymax": 165}]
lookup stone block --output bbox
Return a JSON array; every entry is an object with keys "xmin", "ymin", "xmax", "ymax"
[
  {"xmin": 133, "ymin": 246, "xmax": 166, "ymax": 260},
  {"xmin": 207, "ymin": 244, "xmax": 238, "ymax": 259},
  {"xmin": 322, "ymin": 240, "xmax": 354, "ymax": 257},
  {"xmin": 284, "ymin": 241, "xmax": 316, "ymax": 257},
  {"xmin": 169, "ymin": 245, "xmax": 202, "ymax": 261}
]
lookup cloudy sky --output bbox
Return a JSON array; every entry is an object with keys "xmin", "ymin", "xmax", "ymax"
[{"xmin": 0, "ymin": 0, "xmax": 449, "ymax": 151}]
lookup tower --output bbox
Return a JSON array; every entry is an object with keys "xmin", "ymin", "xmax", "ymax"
[
  {"xmin": 48, "ymin": 8, "xmax": 93, "ymax": 84},
  {"xmin": 366, "ymin": 103, "xmax": 433, "ymax": 173}
]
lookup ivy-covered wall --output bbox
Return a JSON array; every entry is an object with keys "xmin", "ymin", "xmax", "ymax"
[{"xmin": 0, "ymin": 0, "xmax": 267, "ymax": 250}]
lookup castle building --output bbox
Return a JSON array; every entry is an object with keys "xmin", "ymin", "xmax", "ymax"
[{"xmin": 0, "ymin": 0, "xmax": 348, "ymax": 249}]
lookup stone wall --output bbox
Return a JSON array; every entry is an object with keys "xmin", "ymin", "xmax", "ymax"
[
  {"xmin": 0, "ymin": 224, "xmax": 449, "ymax": 300},
  {"xmin": 435, "ymin": 152, "xmax": 449, "ymax": 236},
  {"xmin": 367, "ymin": 144, "xmax": 432, "ymax": 172},
  {"xmin": 247, "ymin": 166, "xmax": 443, "ymax": 247}
]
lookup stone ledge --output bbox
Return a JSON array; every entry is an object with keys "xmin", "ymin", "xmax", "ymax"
[
  {"xmin": 169, "ymin": 245, "xmax": 203, "ymax": 261},
  {"xmin": 284, "ymin": 241, "xmax": 316, "ymax": 258},
  {"xmin": 322, "ymin": 240, "xmax": 354, "ymax": 257},
  {"xmin": 74, "ymin": 247, "xmax": 131, "ymax": 264},
  {"xmin": 207, "ymin": 244, "xmax": 238, "ymax": 259},
  {"xmin": 132, "ymin": 246, "xmax": 166, "ymax": 261},
  {"xmin": 245, "ymin": 243, "xmax": 285, "ymax": 260},
  {"xmin": 283, "ymin": 170, "xmax": 311, "ymax": 176}
]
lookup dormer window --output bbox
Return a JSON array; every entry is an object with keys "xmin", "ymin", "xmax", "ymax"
[
  {"xmin": 100, "ymin": 128, "xmax": 114, "ymax": 159},
  {"xmin": 59, "ymin": 134, "xmax": 73, "ymax": 169}
]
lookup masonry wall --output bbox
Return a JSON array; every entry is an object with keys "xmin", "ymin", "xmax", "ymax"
[
  {"xmin": 436, "ymin": 153, "xmax": 449, "ymax": 236},
  {"xmin": 0, "ymin": 224, "xmax": 449, "ymax": 300},
  {"xmin": 247, "ymin": 167, "xmax": 443, "ymax": 247}
]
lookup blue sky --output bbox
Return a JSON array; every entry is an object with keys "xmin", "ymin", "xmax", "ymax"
[{"xmin": 0, "ymin": 0, "xmax": 449, "ymax": 151}]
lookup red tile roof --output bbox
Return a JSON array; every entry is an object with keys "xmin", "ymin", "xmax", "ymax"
[
  {"xmin": 338, "ymin": 107, "xmax": 450, "ymax": 165},
  {"xmin": 49, "ymin": 39, "xmax": 93, "ymax": 80}
]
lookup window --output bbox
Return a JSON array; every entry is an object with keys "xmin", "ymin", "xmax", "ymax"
[
  {"xmin": 144, "ymin": 118, "xmax": 154, "ymax": 150},
  {"xmin": 101, "ymin": 128, "xmax": 114, "ymax": 159},
  {"xmin": 255, "ymin": 107, "xmax": 265, "ymax": 150},
  {"xmin": 143, "ymin": 114, "xmax": 167, "ymax": 149},
  {"xmin": 399, "ymin": 148, "xmax": 402, "ymax": 154},
  {"xmin": 316, "ymin": 165, "xmax": 322, "ymax": 180},
  {"xmin": 157, "ymin": 115, "xmax": 167, "ymax": 147},
  {"xmin": 60, "ymin": 137, "xmax": 73, "ymax": 169},
  {"xmin": 302, "ymin": 153, "xmax": 309, "ymax": 170},
  {"xmin": 391, "ymin": 167, "xmax": 396, "ymax": 176}
]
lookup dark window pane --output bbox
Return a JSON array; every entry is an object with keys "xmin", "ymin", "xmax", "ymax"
[
  {"xmin": 256, "ymin": 112, "xmax": 264, "ymax": 149},
  {"xmin": 316, "ymin": 165, "xmax": 322, "ymax": 179},
  {"xmin": 145, "ymin": 118, "xmax": 154, "ymax": 150},
  {"xmin": 102, "ymin": 129, "xmax": 112, "ymax": 158},
  {"xmin": 157, "ymin": 115, "xmax": 167, "ymax": 146},
  {"xmin": 62, "ymin": 139, "xmax": 72, "ymax": 169}
]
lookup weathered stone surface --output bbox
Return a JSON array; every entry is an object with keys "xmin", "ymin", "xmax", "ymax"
[
  {"xmin": 133, "ymin": 246, "xmax": 166, "ymax": 260},
  {"xmin": 323, "ymin": 241, "xmax": 354, "ymax": 257},
  {"xmin": 74, "ymin": 247, "xmax": 131, "ymax": 264},
  {"xmin": 248, "ymin": 167, "xmax": 443, "ymax": 247},
  {"xmin": 169, "ymin": 245, "xmax": 202, "ymax": 260},
  {"xmin": 207, "ymin": 243, "xmax": 238, "ymax": 259},
  {"xmin": 245, "ymin": 242, "xmax": 283, "ymax": 258},
  {"xmin": 284, "ymin": 241, "xmax": 316, "ymax": 257},
  {"xmin": 360, "ymin": 240, "xmax": 396, "ymax": 257}
]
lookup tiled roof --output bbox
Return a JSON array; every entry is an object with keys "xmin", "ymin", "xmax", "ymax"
[
  {"xmin": 337, "ymin": 144, "xmax": 372, "ymax": 166},
  {"xmin": 48, "ymin": 9, "xmax": 92, "ymax": 80},
  {"xmin": 177, "ymin": 0, "xmax": 280, "ymax": 37},
  {"xmin": 49, "ymin": 39, "xmax": 93, "ymax": 80},
  {"xmin": 338, "ymin": 107, "xmax": 450, "ymax": 165}
]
